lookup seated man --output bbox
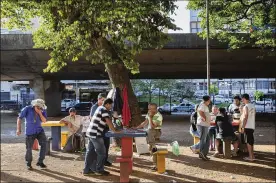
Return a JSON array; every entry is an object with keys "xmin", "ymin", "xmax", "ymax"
[
  {"xmin": 214, "ymin": 107, "xmax": 239, "ymax": 157},
  {"xmin": 133, "ymin": 103, "xmax": 163, "ymax": 171},
  {"xmin": 60, "ymin": 108, "xmax": 85, "ymax": 153}
]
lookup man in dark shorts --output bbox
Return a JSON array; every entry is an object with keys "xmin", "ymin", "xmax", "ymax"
[{"xmin": 241, "ymin": 94, "xmax": 256, "ymax": 161}]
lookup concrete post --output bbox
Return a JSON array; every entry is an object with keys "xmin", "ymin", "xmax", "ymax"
[
  {"xmin": 30, "ymin": 78, "xmax": 64, "ymax": 117},
  {"xmin": 44, "ymin": 80, "xmax": 63, "ymax": 117},
  {"xmin": 31, "ymin": 77, "xmax": 45, "ymax": 99}
]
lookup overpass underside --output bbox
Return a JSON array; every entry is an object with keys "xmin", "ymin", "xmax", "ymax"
[{"xmin": 1, "ymin": 48, "xmax": 275, "ymax": 81}]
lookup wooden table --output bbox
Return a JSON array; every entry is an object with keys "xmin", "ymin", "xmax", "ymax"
[
  {"xmin": 42, "ymin": 121, "xmax": 65, "ymax": 151},
  {"xmin": 105, "ymin": 129, "xmax": 147, "ymax": 183}
]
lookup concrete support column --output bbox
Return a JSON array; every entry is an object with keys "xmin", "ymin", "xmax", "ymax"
[
  {"xmin": 44, "ymin": 80, "xmax": 64, "ymax": 117},
  {"xmin": 30, "ymin": 78, "xmax": 64, "ymax": 117},
  {"xmin": 31, "ymin": 77, "xmax": 45, "ymax": 100}
]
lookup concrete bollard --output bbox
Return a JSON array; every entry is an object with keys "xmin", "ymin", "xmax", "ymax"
[{"xmin": 223, "ymin": 139, "xmax": 231, "ymax": 159}]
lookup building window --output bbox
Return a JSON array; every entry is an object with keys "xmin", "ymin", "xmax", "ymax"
[{"xmin": 190, "ymin": 21, "xmax": 201, "ymax": 33}]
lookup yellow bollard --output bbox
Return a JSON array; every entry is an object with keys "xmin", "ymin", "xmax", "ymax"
[
  {"xmin": 194, "ymin": 136, "xmax": 200, "ymax": 145},
  {"xmin": 154, "ymin": 150, "xmax": 168, "ymax": 174},
  {"xmin": 61, "ymin": 131, "xmax": 69, "ymax": 148}
]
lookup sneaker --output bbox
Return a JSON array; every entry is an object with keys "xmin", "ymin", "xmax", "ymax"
[
  {"xmin": 36, "ymin": 162, "xmax": 47, "ymax": 168},
  {"xmin": 27, "ymin": 164, "xmax": 33, "ymax": 170},
  {"xmin": 104, "ymin": 161, "xmax": 112, "ymax": 167},
  {"xmin": 199, "ymin": 152, "xmax": 209, "ymax": 161},
  {"xmin": 243, "ymin": 157, "xmax": 255, "ymax": 162},
  {"xmin": 83, "ymin": 171, "xmax": 95, "ymax": 176},
  {"xmin": 213, "ymin": 152, "xmax": 220, "ymax": 158},
  {"xmin": 190, "ymin": 146, "xmax": 196, "ymax": 154},
  {"xmin": 95, "ymin": 170, "xmax": 110, "ymax": 176},
  {"xmin": 150, "ymin": 166, "xmax": 157, "ymax": 171},
  {"xmin": 231, "ymin": 151, "xmax": 238, "ymax": 157}
]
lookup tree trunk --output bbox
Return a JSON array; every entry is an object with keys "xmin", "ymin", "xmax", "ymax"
[{"xmin": 105, "ymin": 62, "xmax": 142, "ymax": 127}]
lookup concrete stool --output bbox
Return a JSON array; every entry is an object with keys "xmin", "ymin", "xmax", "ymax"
[
  {"xmin": 153, "ymin": 149, "xmax": 168, "ymax": 174},
  {"xmin": 194, "ymin": 136, "xmax": 200, "ymax": 145},
  {"xmin": 61, "ymin": 131, "xmax": 69, "ymax": 148},
  {"xmin": 222, "ymin": 139, "xmax": 231, "ymax": 159},
  {"xmin": 46, "ymin": 137, "xmax": 53, "ymax": 156},
  {"xmin": 33, "ymin": 139, "xmax": 39, "ymax": 150}
]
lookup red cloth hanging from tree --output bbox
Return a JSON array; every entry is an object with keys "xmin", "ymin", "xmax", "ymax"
[{"xmin": 122, "ymin": 85, "xmax": 131, "ymax": 126}]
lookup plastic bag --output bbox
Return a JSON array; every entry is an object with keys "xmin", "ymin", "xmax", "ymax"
[{"xmin": 171, "ymin": 141, "xmax": 180, "ymax": 156}]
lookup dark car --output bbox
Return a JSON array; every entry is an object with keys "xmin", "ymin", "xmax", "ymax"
[
  {"xmin": 0, "ymin": 100, "xmax": 18, "ymax": 110},
  {"xmin": 66, "ymin": 102, "xmax": 92, "ymax": 112}
]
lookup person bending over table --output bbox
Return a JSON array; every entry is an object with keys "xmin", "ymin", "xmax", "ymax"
[
  {"xmin": 133, "ymin": 103, "xmax": 163, "ymax": 171},
  {"xmin": 84, "ymin": 98, "xmax": 121, "ymax": 176},
  {"xmin": 213, "ymin": 107, "xmax": 239, "ymax": 158},
  {"xmin": 59, "ymin": 108, "xmax": 85, "ymax": 153}
]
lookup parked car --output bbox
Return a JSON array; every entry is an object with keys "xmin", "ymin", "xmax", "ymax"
[
  {"xmin": 66, "ymin": 102, "xmax": 92, "ymax": 112},
  {"xmin": 158, "ymin": 103, "xmax": 177, "ymax": 113},
  {"xmin": 172, "ymin": 103, "xmax": 195, "ymax": 113},
  {"xmin": 214, "ymin": 95, "xmax": 230, "ymax": 104},
  {"xmin": 0, "ymin": 100, "xmax": 18, "ymax": 110},
  {"xmin": 253, "ymin": 99, "xmax": 273, "ymax": 106},
  {"xmin": 61, "ymin": 99, "xmax": 76, "ymax": 111}
]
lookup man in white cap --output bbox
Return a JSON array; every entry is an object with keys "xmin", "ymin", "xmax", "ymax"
[{"xmin": 16, "ymin": 99, "xmax": 48, "ymax": 170}]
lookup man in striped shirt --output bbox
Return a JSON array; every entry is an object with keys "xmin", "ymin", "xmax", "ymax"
[{"xmin": 83, "ymin": 98, "xmax": 120, "ymax": 176}]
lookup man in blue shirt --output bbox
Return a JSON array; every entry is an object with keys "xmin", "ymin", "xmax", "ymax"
[{"xmin": 16, "ymin": 99, "xmax": 48, "ymax": 170}]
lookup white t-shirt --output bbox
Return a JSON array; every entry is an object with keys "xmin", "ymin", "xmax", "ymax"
[
  {"xmin": 197, "ymin": 103, "xmax": 211, "ymax": 127},
  {"xmin": 243, "ymin": 103, "xmax": 256, "ymax": 129}
]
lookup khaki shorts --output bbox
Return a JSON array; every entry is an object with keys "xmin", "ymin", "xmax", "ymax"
[{"xmin": 147, "ymin": 129, "xmax": 162, "ymax": 150}]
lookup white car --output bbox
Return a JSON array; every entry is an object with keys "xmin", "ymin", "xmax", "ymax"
[
  {"xmin": 253, "ymin": 99, "xmax": 273, "ymax": 106},
  {"xmin": 214, "ymin": 95, "xmax": 230, "ymax": 104},
  {"xmin": 172, "ymin": 103, "xmax": 195, "ymax": 113},
  {"xmin": 61, "ymin": 99, "xmax": 76, "ymax": 111},
  {"xmin": 158, "ymin": 103, "xmax": 177, "ymax": 113}
]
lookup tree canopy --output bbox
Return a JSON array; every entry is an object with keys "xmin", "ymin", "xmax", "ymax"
[
  {"xmin": 1, "ymin": 0, "xmax": 179, "ymax": 73},
  {"xmin": 187, "ymin": 0, "xmax": 276, "ymax": 56}
]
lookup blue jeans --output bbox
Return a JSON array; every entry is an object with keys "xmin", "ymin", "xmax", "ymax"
[
  {"xmin": 197, "ymin": 125, "xmax": 210, "ymax": 156},
  {"xmin": 189, "ymin": 126, "xmax": 200, "ymax": 150},
  {"xmin": 25, "ymin": 131, "xmax": 47, "ymax": 165},
  {"xmin": 83, "ymin": 137, "xmax": 106, "ymax": 173}
]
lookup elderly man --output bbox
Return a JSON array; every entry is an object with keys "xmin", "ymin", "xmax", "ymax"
[
  {"xmin": 60, "ymin": 108, "xmax": 85, "ymax": 152},
  {"xmin": 134, "ymin": 103, "xmax": 163, "ymax": 171},
  {"xmin": 16, "ymin": 99, "xmax": 47, "ymax": 170}
]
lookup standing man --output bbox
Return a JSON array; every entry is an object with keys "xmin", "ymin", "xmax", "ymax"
[
  {"xmin": 84, "ymin": 98, "xmax": 120, "ymax": 176},
  {"xmin": 228, "ymin": 95, "xmax": 242, "ymax": 114},
  {"xmin": 134, "ymin": 103, "xmax": 163, "ymax": 171},
  {"xmin": 16, "ymin": 99, "xmax": 48, "ymax": 170},
  {"xmin": 197, "ymin": 96, "xmax": 212, "ymax": 161},
  {"xmin": 89, "ymin": 93, "xmax": 112, "ymax": 166},
  {"xmin": 241, "ymin": 94, "xmax": 256, "ymax": 161}
]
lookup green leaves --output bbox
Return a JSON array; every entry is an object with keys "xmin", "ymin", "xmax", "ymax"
[
  {"xmin": 187, "ymin": 0, "xmax": 276, "ymax": 56},
  {"xmin": 1, "ymin": 0, "xmax": 179, "ymax": 73}
]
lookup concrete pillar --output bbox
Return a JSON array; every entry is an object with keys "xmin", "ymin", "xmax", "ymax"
[
  {"xmin": 44, "ymin": 80, "xmax": 63, "ymax": 117},
  {"xmin": 31, "ymin": 77, "xmax": 45, "ymax": 99},
  {"xmin": 30, "ymin": 78, "xmax": 64, "ymax": 117}
]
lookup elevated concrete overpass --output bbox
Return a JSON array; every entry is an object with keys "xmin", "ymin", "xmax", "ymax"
[{"xmin": 1, "ymin": 34, "xmax": 276, "ymax": 81}]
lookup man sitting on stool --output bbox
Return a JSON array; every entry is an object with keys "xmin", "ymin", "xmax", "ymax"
[{"xmin": 133, "ymin": 103, "xmax": 163, "ymax": 171}]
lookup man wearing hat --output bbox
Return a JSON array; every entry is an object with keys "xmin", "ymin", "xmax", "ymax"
[
  {"xmin": 89, "ymin": 93, "xmax": 112, "ymax": 166},
  {"xmin": 16, "ymin": 99, "xmax": 48, "ymax": 170}
]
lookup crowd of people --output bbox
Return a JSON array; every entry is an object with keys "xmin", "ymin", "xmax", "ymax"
[
  {"xmin": 16, "ymin": 92, "xmax": 256, "ymax": 176},
  {"xmin": 189, "ymin": 94, "xmax": 256, "ymax": 162}
]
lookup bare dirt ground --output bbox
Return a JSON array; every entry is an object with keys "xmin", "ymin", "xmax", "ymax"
[{"xmin": 1, "ymin": 112, "xmax": 275, "ymax": 182}]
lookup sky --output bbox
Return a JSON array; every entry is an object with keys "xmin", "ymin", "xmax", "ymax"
[{"xmin": 168, "ymin": 1, "xmax": 190, "ymax": 33}]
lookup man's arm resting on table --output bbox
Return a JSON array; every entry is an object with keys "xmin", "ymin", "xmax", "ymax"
[
  {"xmin": 136, "ymin": 119, "xmax": 149, "ymax": 129},
  {"xmin": 105, "ymin": 118, "xmax": 120, "ymax": 133}
]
